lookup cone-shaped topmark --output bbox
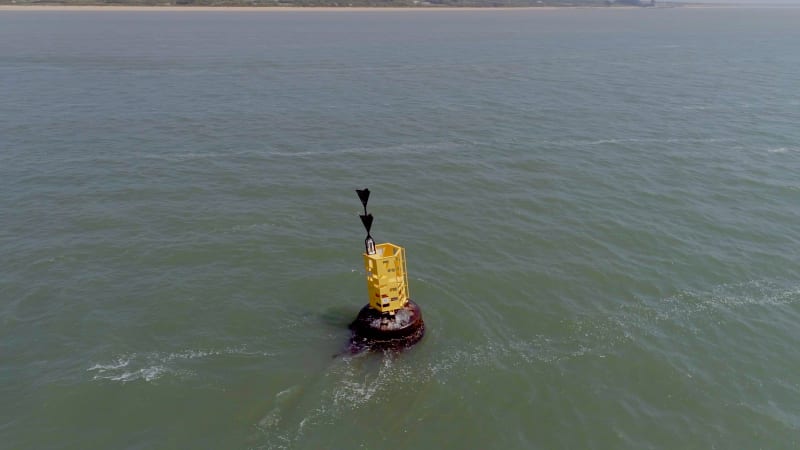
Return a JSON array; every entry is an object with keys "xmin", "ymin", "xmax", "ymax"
[
  {"xmin": 359, "ymin": 213, "xmax": 374, "ymax": 233},
  {"xmin": 356, "ymin": 188, "xmax": 370, "ymax": 209}
]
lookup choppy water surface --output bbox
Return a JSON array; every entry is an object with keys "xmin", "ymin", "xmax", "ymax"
[{"xmin": 2, "ymin": 7, "xmax": 800, "ymax": 449}]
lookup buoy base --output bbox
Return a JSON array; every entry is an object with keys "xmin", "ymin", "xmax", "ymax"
[{"xmin": 348, "ymin": 299, "xmax": 425, "ymax": 353}]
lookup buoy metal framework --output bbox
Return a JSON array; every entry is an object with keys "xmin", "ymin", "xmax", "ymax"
[
  {"xmin": 364, "ymin": 243, "xmax": 409, "ymax": 314},
  {"xmin": 349, "ymin": 188, "xmax": 425, "ymax": 352}
]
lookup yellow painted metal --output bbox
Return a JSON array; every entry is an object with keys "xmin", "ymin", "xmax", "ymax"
[{"xmin": 363, "ymin": 242, "xmax": 409, "ymax": 314}]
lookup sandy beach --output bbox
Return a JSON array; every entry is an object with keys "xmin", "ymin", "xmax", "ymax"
[
  {"xmin": 0, "ymin": 3, "xmax": 775, "ymax": 12},
  {"xmin": 0, "ymin": 4, "xmax": 715, "ymax": 12},
  {"xmin": 0, "ymin": 5, "xmax": 579, "ymax": 11}
]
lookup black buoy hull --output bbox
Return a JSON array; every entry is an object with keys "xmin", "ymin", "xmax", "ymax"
[{"xmin": 348, "ymin": 299, "xmax": 425, "ymax": 353}]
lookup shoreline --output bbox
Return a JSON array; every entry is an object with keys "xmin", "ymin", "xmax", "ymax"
[
  {"xmin": 0, "ymin": 4, "xmax": 774, "ymax": 12},
  {"xmin": 0, "ymin": 4, "xmax": 741, "ymax": 13},
  {"xmin": 0, "ymin": 5, "xmax": 634, "ymax": 11}
]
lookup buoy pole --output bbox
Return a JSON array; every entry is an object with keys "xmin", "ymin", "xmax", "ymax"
[{"xmin": 348, "ymin": 188, "xmax": 425, "ymax": 352}]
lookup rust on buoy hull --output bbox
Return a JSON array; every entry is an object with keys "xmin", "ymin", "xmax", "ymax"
[{"xmin": 348, "ymin": 299, "xmax": 425, "ymax": 353}]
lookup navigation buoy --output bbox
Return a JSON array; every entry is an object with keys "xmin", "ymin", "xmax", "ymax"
[{"xmin": 348, "ymin": 188, "xmax": 425, "ymax": 352}]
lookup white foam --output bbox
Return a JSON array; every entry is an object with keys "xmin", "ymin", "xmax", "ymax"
[
  {"xmin": 264, "ymin": 141, "xmax": 461, "ymax": 159},
  {"xmin": 550, "ymin": 137, "xmax": 731, "ymax": 147},
  {"xmin": 88, "ymin": 345, "xmax": 271, "ymax": 383},
  {"xmin": 257, "ymin": 385, "xmax": 302, "ymax": 431},
  {"xmin": 87, "ymin": 357, "xmax": 130, "ymax": 372},
  {"xmin": 110, "ymin": 366, "xmax": 166, "ymax": 383}
]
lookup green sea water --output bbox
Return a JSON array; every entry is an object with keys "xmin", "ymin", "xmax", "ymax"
[{"xmin": 2, "ymin": 7, "xmax": 800, "ymax": 449}]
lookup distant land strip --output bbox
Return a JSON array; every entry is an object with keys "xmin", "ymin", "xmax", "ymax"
[{"xmin": 0, "ymin": 0, "xmax": 689, "ymax": 8}]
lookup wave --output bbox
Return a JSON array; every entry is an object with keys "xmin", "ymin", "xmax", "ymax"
[
  {"xmin": 87, "ymin": 346, "xmax": 273, "ymax": 384},
  {"xmin": 558, "ymin": 137, "xmax": 732, "ymax": 146},
  {"xmin": 116, "ymin": 141, "xmax": 464, "ymax": 164},
  {"xmin": 766, "ymin": 147, "xmax": 799, "ymax": 154},
  {"xmin": 262, "ymin": 141, "xmax": 463, "ymax": 159}
]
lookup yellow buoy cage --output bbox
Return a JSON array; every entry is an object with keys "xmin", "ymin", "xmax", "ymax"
[{"xmin": 363, "ymin": 242, "xmax": 409, "ymax": 314}]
